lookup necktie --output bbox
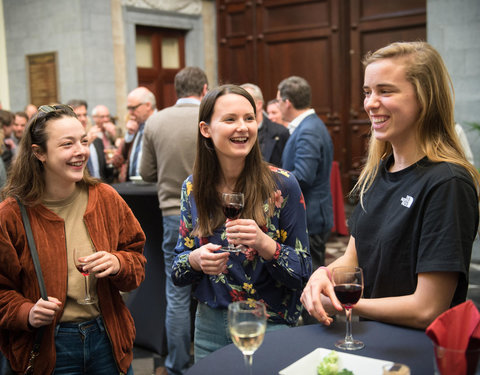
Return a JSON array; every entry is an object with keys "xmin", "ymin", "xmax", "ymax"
[{"xmin": 130, "ymin": 124, "xmax": 144, "ymax": 177}]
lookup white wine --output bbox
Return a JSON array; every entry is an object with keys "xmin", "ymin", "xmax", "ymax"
[{"xmin": 230, "ymin": 321, "xmax": 266, "ymax": 355}]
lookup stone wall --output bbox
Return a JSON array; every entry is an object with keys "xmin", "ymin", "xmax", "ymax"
[
  {"xmin": 3, "ymin": 0, "xmax": 117, "ymax": 113},
  {"xmin": 428, "ymin": 0, "xmax": 480, "ymax": 165}
]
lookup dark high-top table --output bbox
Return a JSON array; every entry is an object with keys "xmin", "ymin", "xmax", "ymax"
[
  {"xmin": 112, "ymin": 182, "xmax": 167, "ymax": 356},
  {"xmin": 186, "ymin": 320, "xmax": 433, "ymax": 374}
]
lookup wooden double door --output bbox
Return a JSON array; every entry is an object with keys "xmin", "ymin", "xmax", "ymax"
[{"xmin": 217, "ymin": 0, "xmax": 426, "ymax": 194}]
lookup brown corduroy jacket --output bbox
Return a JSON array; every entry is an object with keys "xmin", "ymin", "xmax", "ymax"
[{"xmin": 0, "ymin": 183, "xmax": 146, "ymax": 374}]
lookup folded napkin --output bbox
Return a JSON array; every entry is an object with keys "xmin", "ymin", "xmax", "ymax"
[{"xmin": 426, "ymin": 300, "xmax": 480, "ymax": 375}]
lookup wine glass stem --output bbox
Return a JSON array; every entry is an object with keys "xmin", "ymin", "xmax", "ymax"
[
  {"xmin": 344, "ymin": 307, "xmax": 354, "ymax": 343},
  {"xmin": 243, "ymin": 354, "xmax": 253, "ymax": 375},
  {"xmin": 84, "ymin": 275, "xmax": 91, "ymax": 301}
]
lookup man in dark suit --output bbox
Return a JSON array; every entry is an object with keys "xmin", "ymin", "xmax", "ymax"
[
  {"xmin": 241, "ymin": 83, "xmax": 289, "ymax": 167},
  {"xmin": 277, "ymin": 76, "xmax": 334, "ymax": 269},
  {"xmin": 67, "ymin": 100, "xmax": 113, "ymax": 183}
]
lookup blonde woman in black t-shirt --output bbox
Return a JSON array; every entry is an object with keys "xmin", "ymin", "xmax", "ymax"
[{"xmin": 301, "ymin": 41, "xmax": 480, "ymax": 330}]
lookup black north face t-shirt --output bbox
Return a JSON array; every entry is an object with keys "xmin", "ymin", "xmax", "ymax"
[{"xmin": 349, "ymin": 155, "xmax": 478, "ymax": 307}]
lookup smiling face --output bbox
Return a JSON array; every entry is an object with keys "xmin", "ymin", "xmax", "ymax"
[
  {"xmin": 363, "ymin": 57, "xmax": 421, "ymax": 148},
  {"xmin": 200, "ymin": 93, "xmax": 257, "ymax": 164},
  {"xmin": 33, "ymin": 116, "xmax": 89, "ymax": 195}
]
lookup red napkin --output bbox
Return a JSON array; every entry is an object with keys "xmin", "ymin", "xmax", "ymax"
[{"xmin": 426, "ymin": 300, "xmax": 480, "ymax": 375}]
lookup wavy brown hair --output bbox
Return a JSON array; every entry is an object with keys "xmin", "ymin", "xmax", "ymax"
[
  {"xmin": 1, "ymin": 105, "xmax": 98, "ymax": 205},
  {"xmin": 192, "ymin": 84, "xmax": 277, "ymax": 236},
  {"xmin": 354, "ymin": 41, "xmax": 480, "ymax": 204}
]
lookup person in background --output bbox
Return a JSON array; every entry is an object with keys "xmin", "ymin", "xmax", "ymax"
[
  {"xmin": 113, "ymin": 87, "xmax": 156, "ymax": 181},
  {"xmin": 140, "ymin": 66, "xmax": 208, "ymax": 375},
  {"xmin": 67, "ymin": 100, "xmax": 113, "ymax": 183},
  {"xmin": 91, "ymin": 105, "xmax": 118, "ymax": 149},
  {"xmin": 172, "ymin": 84, "xmax": 311, "ymax": 361},
  {"xmin": 277, "ymin": 76, "xmax": 334, "ymax": 270},
  {"xmin": 301, "ymin": 41, "xmax": 480, "ymax": 330},
  {"xmin": 241, "ymin": 84, "xmax": 289, "ymax": 168},
  {"xmin": 114, "ymin": 116, "xmax": 138, "ymax": 183},
  {"xmin": 266, "ymin": 99, "xmax": 288, "ymax": 127},
  {"xmin": 24, "ymin": 103, "xmax": 38, "ymax": 120},
  {"xmin": 0, "ymin": 104, "xmax": 146, "ymax": 374},
  {"xmin": 0, "ymin": 110, "xmax": 16, "ymax": 171},
  {"xmin": 13, "ymin": 111, "xmax": 28, "ymax": 144}
]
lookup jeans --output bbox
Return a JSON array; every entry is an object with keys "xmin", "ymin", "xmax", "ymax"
[
  {"xmin": 194, "ymin": 303, "xmax": 289, "ymax": 362},
  {"xmin": 53, "ymin": 316, "xmax": 133, "ymax": 375},
  {"xmin": 163, "ymin": 215, "xmax": 192, "ymax": 375}
]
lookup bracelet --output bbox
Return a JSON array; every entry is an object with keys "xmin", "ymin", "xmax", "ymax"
[{"xmin": 319, "ymin": 266, "xmax": 332, "ymax": 281}]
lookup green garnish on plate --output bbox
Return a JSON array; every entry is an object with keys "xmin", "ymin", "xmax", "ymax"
[{"xmin": 317, "ymin": 351, "xmax": 354, "ymax": 375}]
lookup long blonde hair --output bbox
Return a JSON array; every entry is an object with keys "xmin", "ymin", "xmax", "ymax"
[{"xmin": 353, "ymin": 41, "xmax": 480, "ymax": 204}]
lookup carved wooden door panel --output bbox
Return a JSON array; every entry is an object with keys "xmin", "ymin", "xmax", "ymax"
[
  {"xmin": 217, "ymin": 1, "xmax": 256, "ymax": 85},
  {"xmin": 255, "ymin": 0, "xmax": 344, "ymax": 163}
]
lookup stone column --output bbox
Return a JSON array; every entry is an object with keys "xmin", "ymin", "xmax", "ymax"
[{"xmin": 111, "ymin": 0, "xmax": 127, "ymax": 130}]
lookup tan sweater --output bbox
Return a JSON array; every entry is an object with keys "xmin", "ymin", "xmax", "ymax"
[{"xmin": 43, "ymin": 185, "xmax": 100, "ymax": 322}]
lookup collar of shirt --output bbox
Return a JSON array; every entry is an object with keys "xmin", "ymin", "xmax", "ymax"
[
  {"xmin": 176, "ymin": 97, "xmax": 201, "ymax": 105},
  {"xmin": 288, "ymin": 108, "xmax": 315, "ymax": 134}
]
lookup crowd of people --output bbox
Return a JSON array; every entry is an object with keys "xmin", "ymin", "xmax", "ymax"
[{"xmin": 0, "ymin": 40, "xmax": 479, "ymax": 375}]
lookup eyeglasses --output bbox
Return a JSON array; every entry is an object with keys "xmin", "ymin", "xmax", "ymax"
[{"xmin": 127, "ymin": 102, "xmax": 145, "ymax": 112}]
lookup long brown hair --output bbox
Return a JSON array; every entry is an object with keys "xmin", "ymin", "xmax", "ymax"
[
  {"xmin": 1, "ymin": 105, "xmax": 98, "ymax": 205},
  {"xmin": 354, "ymin": 41, "xmax": 480, "ymax": 204},
  {"xmin": 193, "ymin": 84, "xmax": 277, "ymax": 236}
]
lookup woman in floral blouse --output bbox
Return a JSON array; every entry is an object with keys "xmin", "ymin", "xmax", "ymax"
[{"xmin": 172, "ymin": 84, "xmax": 312, "ymax": 361}]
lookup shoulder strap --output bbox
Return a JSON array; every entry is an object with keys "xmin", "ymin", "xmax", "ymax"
[{"xmin": 15, "ymin": 198, "xmax": 48, "ymax": 300}]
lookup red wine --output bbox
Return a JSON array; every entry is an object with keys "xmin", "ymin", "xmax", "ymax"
[
  {"xmin": 334, "ymin": 284, "xmax": 362, "ymax": 308},
  {"xmin": 76, "ymin": 264, "xmax": 89, "ymax": 276},
  {"xmin": 223, "ymin": 203, "xmax": 243, "ymax": 219}
]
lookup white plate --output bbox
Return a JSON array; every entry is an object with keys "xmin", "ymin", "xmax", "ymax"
[{"xmin": 279, "ymin": 348, "xmax": 393, "ymax": 375}]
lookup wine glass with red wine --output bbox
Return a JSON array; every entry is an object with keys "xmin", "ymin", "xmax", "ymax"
[
  {"xmin": 73, "ymin": 246, "xmax": 97, "ymax": 305},
  {"xmin": 221, "ymin": 192, "xmax": 244, "ymax": 252},
  {"xmin": 332, "ymin": 266, "xmax": 364, "ymax": 350}
]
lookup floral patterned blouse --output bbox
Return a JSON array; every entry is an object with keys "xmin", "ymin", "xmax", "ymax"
[{"xmin": 172, "ymin": 167, "xmax": 312, "ymax": 326}]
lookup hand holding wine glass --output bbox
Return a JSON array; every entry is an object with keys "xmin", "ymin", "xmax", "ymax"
[
  {"xmin": 221, "ymin": 192, "xmax": 244, "ymax": 252},
  {"xmin": 73, "ymin": 246, "xmax": 97, "ymax": 305},
  {"xmin": 228, "ymin": 301, "xmax": 267, "ymax": 375},
  {"xmin": 332, "ymin": 266, "xmax": 364, "ymax": 350}
]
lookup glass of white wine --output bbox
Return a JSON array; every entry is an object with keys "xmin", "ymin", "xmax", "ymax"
[{"xmin": 228, "ymin": 300, "xmax": 267, "ymax": 375}]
